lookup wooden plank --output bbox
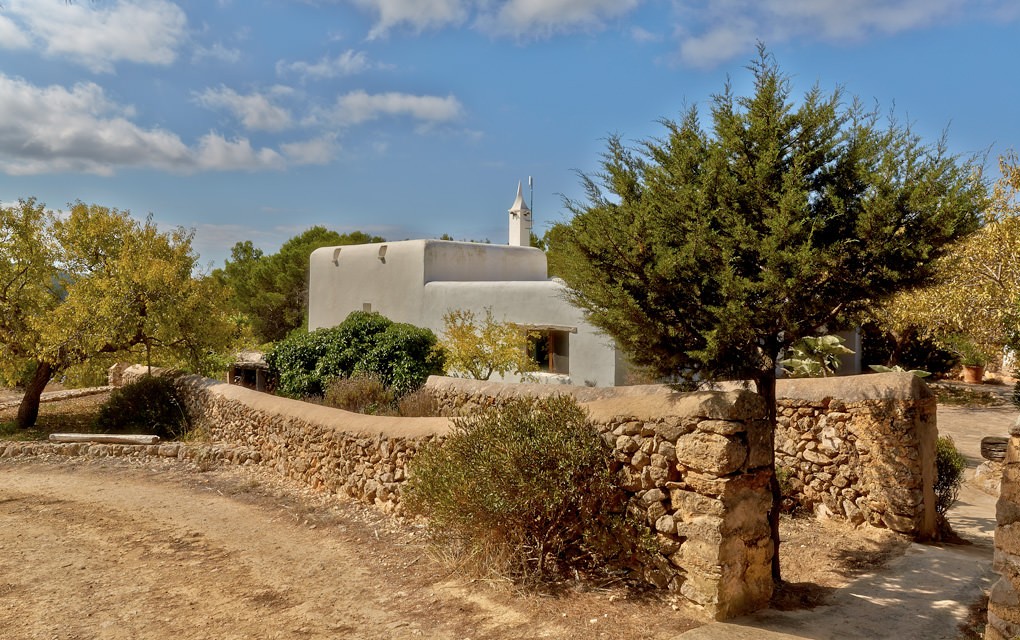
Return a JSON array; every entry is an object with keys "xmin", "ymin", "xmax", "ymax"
[{"xmin": 48, "ymin": 433, "xmax": 161, "ymax": 445}]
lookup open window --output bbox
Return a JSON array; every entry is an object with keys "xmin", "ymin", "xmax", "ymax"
[{"xmin": 527, "ymin": 328, "xmax": 571, "ymax": 375}]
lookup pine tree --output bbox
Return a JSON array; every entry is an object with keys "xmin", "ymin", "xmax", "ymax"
[{"xmin": 549, "ymin": 47, "xmax": 986, "ymax": 582}]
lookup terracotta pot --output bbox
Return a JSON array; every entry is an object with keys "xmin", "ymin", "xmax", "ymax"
[{"xmin": 962, "ymin": 365, "xmax": 985, "ymax": 384}]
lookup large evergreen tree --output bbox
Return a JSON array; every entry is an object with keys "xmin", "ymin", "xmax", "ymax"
[
  {"xmin": 216, "ymin": 227, "xmax": 384, "ymax": 343},
  {"xmin": 548, "ymin": 48, "xmax": 986, "ymax": 582}
]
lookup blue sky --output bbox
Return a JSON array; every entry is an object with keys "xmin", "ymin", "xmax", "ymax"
[{"xmin": 0, "ymin": 0, "xmax": 1017, "ymax": 269}]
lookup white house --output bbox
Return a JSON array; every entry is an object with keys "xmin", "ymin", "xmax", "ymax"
[{"xmin": 307, "ymin": 183, "xmax": 628, "ymax": 386}]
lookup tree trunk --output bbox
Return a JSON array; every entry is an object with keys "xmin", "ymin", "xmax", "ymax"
[
  {"xmin": 755, "ymin": 370, "xmax": 782, "ymax": 585},
  {"xmin": 16, "ymin": 360, "xmax": 53, "ymax": 429}
]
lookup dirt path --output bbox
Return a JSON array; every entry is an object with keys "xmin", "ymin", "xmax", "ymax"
[{"xmin": 0, "ymin": 459, "xmax": 702, "ymax": 640}]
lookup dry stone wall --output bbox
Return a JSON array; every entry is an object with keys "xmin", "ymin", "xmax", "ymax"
[
  {"xmin": 987, "ymin": 418, "xmax": 1020, "ymax": 640},
  {"xmin": 424, "ymin": 376, "xmax": 775, "ymax": 618},
  {"xmin": 774, "ymin": 374, "xmax": 937, "ymax": 538},
  {"xmin": 426, "ymin": 372, "xmax": 938, "ymax": 540}
]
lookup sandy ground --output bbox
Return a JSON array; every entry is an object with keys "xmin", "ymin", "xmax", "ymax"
[
  {"xmin": 1, "ymin": 383, "xmax": 1007, "ymax": 640},
  {"xmin": 0, "ymin": 458, "xmax": 709, "ymax": 640}
]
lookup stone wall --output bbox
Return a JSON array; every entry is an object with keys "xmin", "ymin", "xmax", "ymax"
[
  {"xmin": 423, "ymin": 377, "xmax": 775, "ymax": 617},
  {"xmin": 142, "ymin": 367, "xmax": 452, "ymax": 514},
  {"xmin": 425, "ymin": 372, "xmax": 938, "ymax": 540},
  {"xmin": 774, "ymin": 374, "xmax": 937, "ymax": 538},
  {"xmin": 987, "ymin": 418, "xmax": 1020, "ymax": 640}
]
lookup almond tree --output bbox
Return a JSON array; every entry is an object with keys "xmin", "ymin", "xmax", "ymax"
[
  {"xmin": 548, "ymin": 47, "xmax": 986, "ymax": 582},
  {"xmin": 0, "ymin": 200, "xmax": 236, "ymax": 428}
]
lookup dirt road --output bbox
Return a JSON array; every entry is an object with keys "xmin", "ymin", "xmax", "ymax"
[{"xmin": 0, "ymin": 459, "xmax": 702, "ymax": 640}]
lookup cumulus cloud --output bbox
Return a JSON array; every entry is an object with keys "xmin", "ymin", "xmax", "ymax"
[
  {"xmin": 0, "ymin": 74, "xmax": 283, "ymax": 175},
  {"xmin": 281, "ymin": 136, "xmax": 338, "ymax": 165},
  {"xmin": 350, "ymin": 0, "xmax": 643, "ymax": 37},
  {"xmin": 4, "ymin": 0, "xmax": 188, "ymax": 73},
  {"xmin": 671, "ymin": 0, "xmax": 974, "ymax": 67},
  {"xmin": 325, "ymin": 90, "xmax": 464, "ymax": 126},
  {"xmin": 194, "ymin": 86, "xmax": 294, "ymax": 132},
  {"xmin": 352, "ymin": 0, "xmax": 469, "ymax": 38},
  {"xmin": 275, "ymin": 50, "xmax": 380, "ymax": 81},
  {"xmin": 485, "ymin": 0, "xmax": 641, "ymax": 36}
]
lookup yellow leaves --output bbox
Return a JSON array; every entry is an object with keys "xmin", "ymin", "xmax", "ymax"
[
  {"xmin": 2, "ymin": 198, "xmax": 235, "ymax": 378},
  {"xmin": 441, "ymin": 308, "xmax": 537, "ymax": 381},
  {"xmin": 879, "ymin": 154, "xmax": 1020, "ymax": 353}
]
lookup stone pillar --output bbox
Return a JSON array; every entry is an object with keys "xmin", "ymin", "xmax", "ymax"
[{"xmin": 987, "ymin": 418, "xmax": 1020, "ymax": 639}]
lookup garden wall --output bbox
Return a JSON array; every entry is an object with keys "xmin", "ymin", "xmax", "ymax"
[
  {"xmin": 0, "ymin": 365, "xmax": 774, "ymax": 619},
  {"xmin": 987, "ymin": 419, "xmax": 1020, "ymax": 640},
  {"xmin": 774, "ymin": 374, "xmax": 937, "ymax": 537},
  {"xmin": 424, "ymin": 371, "xmax": 938, "ymax": 539}
]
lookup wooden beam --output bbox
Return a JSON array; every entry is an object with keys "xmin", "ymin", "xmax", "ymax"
[{"xmin": 49, "ymin": 433, "xmax": 160, "ymax": 445}]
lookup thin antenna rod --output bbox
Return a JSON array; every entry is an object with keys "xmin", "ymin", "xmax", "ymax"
[{"xmin": 528, "ymin": 176, "xmax": 534, "ymax": 220}]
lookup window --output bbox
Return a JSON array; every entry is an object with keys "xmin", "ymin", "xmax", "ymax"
[{"xmin": 527, "ymin": 329, "xmax": 570, "ymax": 375}]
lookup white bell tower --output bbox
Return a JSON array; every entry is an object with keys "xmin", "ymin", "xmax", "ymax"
[{"xmin": 508, "ymin": 180, "xmax": 532, "ymax": 247}]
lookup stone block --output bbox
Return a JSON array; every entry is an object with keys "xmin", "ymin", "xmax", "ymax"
[
  {"xmin": 676, "ymin": 515, "xmax": 724, "ymax": 544},
  {"xmin": 996, "ymin": 523, "xmax": 1020, "ymax": 557},
  {"xmin": 655, "ymin": 514, "xmax": 677, "ymax": 534},
  {"xmin": 699, "ymin": 420, "xmax": 744, "ymax": 436},
  {"xmin": 671, "ymin": 489, "xmax": 725, "ymax": 518},
  {"xmin": 676, "ymin": 431, "xmax": 747, "ymax": 475}
]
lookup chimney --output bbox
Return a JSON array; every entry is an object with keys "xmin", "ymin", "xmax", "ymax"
[{"xmin": 508, "ymin": 181, "xmax": 532, "ymax": 246}]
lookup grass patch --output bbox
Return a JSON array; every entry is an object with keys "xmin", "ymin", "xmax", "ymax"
[
  {"xmin": 0, "ymin": 393, "xmax": 111, "ymax": 441},
  {"xmin": 930, "ymin": 383, "xmax": 1007, "ymax": 407}
]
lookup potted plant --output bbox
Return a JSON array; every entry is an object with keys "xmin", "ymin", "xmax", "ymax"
[{"xmin": 945, "ymin": 335, "xmax": 989, "ymax": 384}]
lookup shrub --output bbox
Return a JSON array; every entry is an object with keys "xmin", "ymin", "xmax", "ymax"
[
  {"xmin": 935, "ymin": 435, "xmax": 967, "ymax": 515},
  {"xmin": 266, "ymin": 311, "xmax": 444, "ymax": 399},
  {"xmin": 94, "ymin": 375, "xmax": 191, "ymax": 440},
  {"xmin": 397, "ymin": 388, "xmax": 439, "ymax": 417},
  {"xmin": 356, "ymin": 322, "xmax": 446, "ymax": 396},
  {"xmin": 323, "ymin": 374, "xmax": 395, "ymax": 415},
  {"xmin": 404, "ymin": 395, "xmax": 622, "ymax": 582}
]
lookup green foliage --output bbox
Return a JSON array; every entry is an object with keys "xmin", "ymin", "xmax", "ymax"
[
  {"xmin": 0, "ymin": 199, "xmax": 238, "ymax": 428},
  {"xmin": 546, "ymin": 47, "xmax": 984, "ymax": 581},
  {"xmin": 943, "ymin": 334, "xmax": 992, "ymax": 367},
  {"xmin": 323, "ymin": 374, "xmax": 395, "ymax": 415},
  {"xmin": 867, "ymin": 364, "xmax": 931, "ymax": 378},
  {"xmin": 216, "ymin": 227, "xmax": 384, "ymax": 343},
  {"xmin": 441, "ymin": 308, "xmax": 537, "ymax": 381},
  {"xmin": 860, "ymin": 320, "xmax": 958, "ymax": 378},
  {"xmin": 877, "ymin": 153, "xmax": 1020, "ymax": 364},
  {"xmin": 1012, "ymin": 380, "xmax": 1020, "ymax": 411},
  {"xmin": 404, "ymin": 395, "xmax": 622, "ymax": 581},
  {"xmin": 94, "ymin": 375, "xmax": 191, "ymax": 441},
  {"xmin": 935, "ymin": 435, "xmax": 967, "ymax": 515},
  {"xmin": 548, "ymin": 47, "xmax": 984, "ymax": 393},
  {"xmin": 780, "ymin": 335, "xmax": 854, "ymax": 378},
  {"xmin": 266, "ymin": 311, "xmax": 444, "ymax": 398}
]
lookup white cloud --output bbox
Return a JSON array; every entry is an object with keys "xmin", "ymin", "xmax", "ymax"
[
  {"xmin": 0, "ymin": 14, "xmax": 33, "ymax": 49},
  {"xmin": 195, "ymin": 133, "xmax": 285, "ymax": 171},
  {"xmin": 5, "ymin": 0, "xmax": 188, "ymax": 73},
  {"xmin": 275, "ymin": 50, "xmax": 380, "ymax": 80},
  {"xmin": 327, "ymin": 90, "xmax": 464, "ymax": 126},
  {"xmin": 193, "ymin": 42, "xmax": 242, "ymax": 64},
  {"xmin": 630, "ymin": 26, "xmax": 661, "ymax": 43},
  {"xmin": 194, "ymin": 86, "xmax": 294, "ymax": 132},
  {"xmin": 353, "ymin": 0, "xmax": 469, "ymax": 38},
  {"xmin": 486, "ymin": 0, "xmax": 641, "ymax": 36},
  {"xmin": 0, "ymin": 74, "xmax": 284, "ymax": 175},
  {"xmin": 281, "ymin": 136, "xmax": 338, "ymax": 165},
  {"xmin": 671, "ymin": 0, "xmax": 974, "ymax": 68},
  {"xmin": 351, "ymin": 0, "xmax": 644, "ymax": 37}
]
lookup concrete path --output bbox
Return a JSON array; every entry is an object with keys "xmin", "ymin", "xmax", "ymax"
[{"xmin": 677, "ymin": 396, "xmax": 1016, "ymax": 640}]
